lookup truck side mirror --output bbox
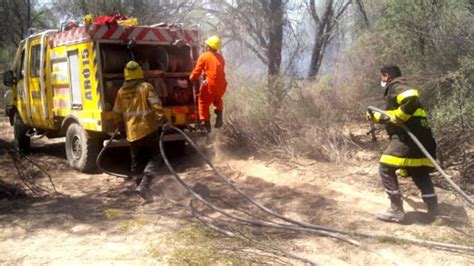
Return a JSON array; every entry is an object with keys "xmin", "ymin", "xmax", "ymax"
[{"xmin": 3, "ymin": 70, "xmax": 16, "ymax": 87}]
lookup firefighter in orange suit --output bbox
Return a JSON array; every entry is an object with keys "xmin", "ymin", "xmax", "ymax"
[
  {"xmin": 113, "ymin": 61, "xmax": 166, "ymax": 202},
  {"xmin": 189, "ymin": 35, "xmax": 227, "ymax": 132}
]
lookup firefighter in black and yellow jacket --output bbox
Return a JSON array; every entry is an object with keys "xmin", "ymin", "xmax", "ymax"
[
  {"xmin": 368, "ymin": 65, "xmax": 438, "ymax": 223},
  {"xmin": 113, "ymin": 61, "xmax": 166, "ymax": 202}
]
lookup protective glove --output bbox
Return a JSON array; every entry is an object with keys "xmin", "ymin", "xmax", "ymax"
[
  {"xmin": 389, "ymin": 115, "xmax": 403, "ymax": 125},
  {"xmin": 366, "ymin": 111, "xmax": 388, "ymax": 124},
  {"xmin": 158, "ymin": 116, "xmax": 171, "ymax": 131},
  {"xmin": 157, "ymin": 114, "xmax": 167, "ymax": 124},
  {"xmin": 379, "ymin": 114, "xmax": 390, "ymax": 124},
  {"xmin": 161, "ymin": 122, "xmax": 172, "ymax": 131},
  {"xmin": 115, "ymin": 121, "xmax": 125, "ymax": 133},
  {"xmin": 366, "ymin": 111, "xmax": 374, "ymax": 121}
]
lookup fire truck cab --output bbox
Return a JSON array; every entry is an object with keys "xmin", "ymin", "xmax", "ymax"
[{"xmin": 3, "ymin": 22, "xmax": 202, "ymax": 173}]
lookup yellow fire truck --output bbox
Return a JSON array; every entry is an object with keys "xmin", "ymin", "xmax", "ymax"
[{"xmin": 3, "ymin": 21, "xmax": 202, "ymax": 172}]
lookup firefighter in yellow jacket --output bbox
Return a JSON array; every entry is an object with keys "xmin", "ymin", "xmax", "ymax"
[
  {"xmin": 368, "ymin": 65, "xmax": 438, "ymax": 223},
  {"xmin": 113, "ymin": 61, "xmax": 166, "ymax": 202}
]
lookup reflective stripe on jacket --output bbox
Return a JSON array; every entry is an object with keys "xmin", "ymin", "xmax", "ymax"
[
  {"xmin": 113, "ymin": 80, "xmax": 165, "ymax": 142},
  {"xmin": 379, "ymin": 77, "xmax": 437, "ymax": 168}
]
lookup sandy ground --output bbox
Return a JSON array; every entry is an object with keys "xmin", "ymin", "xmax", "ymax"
[{"xmin": 0, "ymin": 117, "xmax": 473, "ymax": 265}]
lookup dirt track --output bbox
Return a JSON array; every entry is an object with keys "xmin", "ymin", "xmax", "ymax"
[{"xmin": 0, "ymin": 117, "xmax": 473, "ymax": 265}]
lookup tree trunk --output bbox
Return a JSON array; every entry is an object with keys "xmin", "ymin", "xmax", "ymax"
[
  {"xmin": 308, "ymin": 24, "xmax": 330, "ymax": 79},
  {"xmin": 79, "ymin": 0, "xmax": 89, "ymax": 15},
  {"xmin": 308, "ymin": 0, "xmax": 333, "ymax": 79},
  {"xmin": 266, "ymin": 0, "xmax": 284, "ymax": 103},
  {"xmin": 26, "ymin": 0, "xmax": 31, "ymax": 37}
]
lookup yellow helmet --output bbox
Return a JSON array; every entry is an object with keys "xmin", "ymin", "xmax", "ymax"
[
  {"xmin": 205, "ymin": 35, "xmax": 222, "ymax": 50},
  {"xmin": 124, "ymin": 61, "xmax": 144, "ymax": 81},
  {"xmin": 84, "ymin": 14, "xmax": 93, "ymax": 26}
]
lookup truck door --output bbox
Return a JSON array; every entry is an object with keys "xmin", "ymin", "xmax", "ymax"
[
  {"xmin": 26, "ymin": 38, "xmax": 46, "ymax": 127},
  {"xmin": 13, "ymin": 44, "xmax": 29, "ymax": 125},
  {"xmin": 21, "ymin": 34, "xmax": 56, "ymax": 129}
]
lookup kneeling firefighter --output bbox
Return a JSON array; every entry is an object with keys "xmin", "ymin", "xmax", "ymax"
[
  {"xmin": 368, "ymin": 65, "xmax": 439, "ymax": 223},
  {"xmin": 113, "ymin": 61, "xmax": 167, "ymax": 202}
]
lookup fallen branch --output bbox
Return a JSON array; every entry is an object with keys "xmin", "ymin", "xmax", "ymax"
[{"xmin": 1, "ymin": 141, "xmax": 58, "ymax": 196}]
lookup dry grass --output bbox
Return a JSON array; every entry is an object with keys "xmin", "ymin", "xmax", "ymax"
[{"xmin": 222, "ymin": 79, "xmax": 360, "ymax": 163}]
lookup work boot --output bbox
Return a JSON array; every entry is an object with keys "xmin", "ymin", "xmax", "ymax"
[
  {"xmin": 214, "ymin": 110, "xmax": 223, "ymax": 128},
  {"xmin": 427, "ymin": 203, "xmax": 439, "ymax": 220},
  {"xmin": 425, "ymin": 197, "xmax": 439, "ymax": 220},
  {"xmin": 135, "ymin": 174, "xmax": 153, "ymax": 203},
  {"xmin": 202, "ymin": 121, "xmax": 211, "ymax": 133},
  {"xmin": 376, "ymin": 196, "xmax": 405, "ymax": 223},
  {"xmin": 132, "ymin": 174, "xmax": 143, "ymax": 186}
]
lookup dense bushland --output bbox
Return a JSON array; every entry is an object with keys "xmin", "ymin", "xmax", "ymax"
[{"xmin": 222, "ymin": 0, "xmax": 473, "ymax": 190}]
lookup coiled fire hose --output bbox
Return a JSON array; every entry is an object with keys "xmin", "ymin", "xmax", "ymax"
[
  {"xmin": 96, "ymin": 125, "xmax": 474, "ymax": 253},
  {"xmin": 368, "ymin": 106, "xmax": 473, "ymax": 206}
]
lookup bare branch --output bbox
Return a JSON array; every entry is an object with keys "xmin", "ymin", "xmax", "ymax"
[
  {"xmin": 309, "ymin": 0, "xmax": 320, "ymax": 23},
  {"xmin": 354, "ymin": 0, "xmax": 370, "ymax": 26},
  {"xmin": 335, "ymin": 0, "xmax": 352, "ymax": 20}
]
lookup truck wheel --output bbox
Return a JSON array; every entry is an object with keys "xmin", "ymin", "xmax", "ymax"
[
  {"xmin": 65, "ymin": 123, "xmax": 101, "ymax": 173},
  {"xmin": 13, "ymin": 113, "xmax": 30, "ymax": 153}
]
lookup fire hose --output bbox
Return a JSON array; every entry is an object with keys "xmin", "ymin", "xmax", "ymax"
[
  {"xmin": 96, "ymin": 126, "xmax": 474, "ymax": 254},
  {"xmin": 367, "ymin": 106, "xmax": 473, "ymax": 206},
  {"xmin": 96, "ymin": 128, "xmax": 129, "ymax": 179}
]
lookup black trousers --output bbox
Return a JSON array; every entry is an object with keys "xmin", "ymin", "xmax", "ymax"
[
  {"xmin": 129, "ymin": 131, "xmax": 161, "ymax": 182},
  {"xmin": 379, "ymin": 164, "xmax": 437, "ymax": 204}
]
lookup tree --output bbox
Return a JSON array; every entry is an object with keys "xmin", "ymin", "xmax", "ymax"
[
  {"xmin": 307, "ymin": 0, "xmax": 352, "ymax": 79},
  {"xmin": 0, "ymin": 0, "xmax": 54, "ymax": 49},
  {"xmin": 205, "ymin": 0, "xmax": 287, "ymax": 103}
]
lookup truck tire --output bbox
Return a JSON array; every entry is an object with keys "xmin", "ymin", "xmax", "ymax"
[
  {"xmin": 13, "ymin": 113, "xmax": 31, "ymax": 153},
  {"xmin": 65, "ymin": 123, "xmax": 101, "ymax": 173}
]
